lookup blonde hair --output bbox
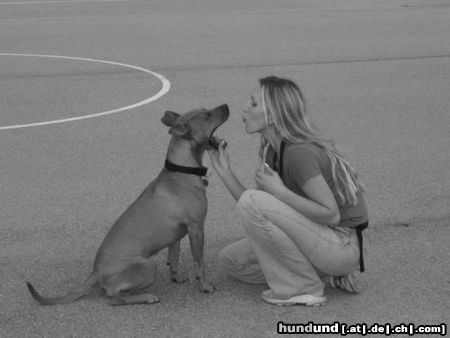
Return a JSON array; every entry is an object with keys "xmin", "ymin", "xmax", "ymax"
[{"xmin": 259, "ymin": 76, "xmax": 363, "ymax": 206}]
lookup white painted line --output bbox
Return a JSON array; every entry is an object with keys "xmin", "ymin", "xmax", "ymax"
[
  {"xmin": 0, "ymin": 53, "xmax": 170, "ymax": 131},
  {"xmin": 0, "ymin": 0, "xmax": 127, "ymax": 5}
]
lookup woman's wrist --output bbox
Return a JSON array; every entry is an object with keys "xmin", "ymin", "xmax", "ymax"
[
  {"xmin": 222, "ymin": 171, "xmax": 246, "ymax": 201},
  {"xmin": 273, "ymin": 185, "xmax": 290, "ymax": 201}
]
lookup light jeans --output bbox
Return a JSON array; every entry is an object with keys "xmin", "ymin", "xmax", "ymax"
[{"xmin": 219, "ymin": 189, "xmax": 360, "ymax": 297}]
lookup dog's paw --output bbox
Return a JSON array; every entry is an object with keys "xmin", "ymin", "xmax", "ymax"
[
  {"xmin": 199, "ymin": 282, "xmax": 216, "ymax": 293},
  {"xmin": 143, "ymin": 294, "xmax": 160, "ymax": 304},
  {"xmin": 171, "ymin": 272, "xmax": 188, "ymax": 284}
]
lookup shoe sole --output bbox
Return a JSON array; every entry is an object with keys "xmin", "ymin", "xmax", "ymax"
[{"xmin": 261, "ymin": 294, "xmax": 327, "ymax": 307}]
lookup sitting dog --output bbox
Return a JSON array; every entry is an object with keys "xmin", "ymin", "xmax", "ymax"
[{"xmin": 27, "ymin": 104, "xmax": 229, "ymax": 305}]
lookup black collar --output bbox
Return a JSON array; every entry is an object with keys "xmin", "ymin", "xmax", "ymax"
[{"xmin": 164, "ymin": 159, "xmax": 208, "ymax": 177}]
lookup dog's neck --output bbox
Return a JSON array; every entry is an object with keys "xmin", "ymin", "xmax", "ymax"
[{"xmin": 165, "ymin": 138, "xmax": 204, "ymax": 168}]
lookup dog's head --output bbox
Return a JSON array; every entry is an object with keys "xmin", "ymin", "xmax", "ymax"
[{"xmin": 161, "ymin": 104, "xmax": 229, "ymax": 151}]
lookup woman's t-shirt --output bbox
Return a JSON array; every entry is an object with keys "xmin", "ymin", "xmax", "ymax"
[{"xmin": 266, "ymin": 142, "xmax": 368, "ymax": 228}]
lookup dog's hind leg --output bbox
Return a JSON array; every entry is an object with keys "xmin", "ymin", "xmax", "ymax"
[
  {"xmin": 102, "ymin": 258, "xmax": 159, "ymax": 305},
  {"xmin": 167, "ymin": 240, "xmax": 188, "ymax": 283},
  {"xmin": 110, "ymin": 293, "xmax": 160, "ymax": 306}
]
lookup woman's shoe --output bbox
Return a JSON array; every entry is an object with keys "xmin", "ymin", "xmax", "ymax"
[
  {"xmin": 261, "ymin": 290, "xmax": 327, "ymax": 307},
  {"xmin": 324, "ymin": 273, "xmax": 361, "ymax": 293}
]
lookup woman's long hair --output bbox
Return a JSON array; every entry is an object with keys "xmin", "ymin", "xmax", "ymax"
[{"xmin": 259, "ymin": 76, "xmax": 363, "ymax": 206}]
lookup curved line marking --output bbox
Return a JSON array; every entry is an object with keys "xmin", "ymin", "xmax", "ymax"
[{"xmin": 0, "ymin": 53, "xmax": 170, "ymax": 130}]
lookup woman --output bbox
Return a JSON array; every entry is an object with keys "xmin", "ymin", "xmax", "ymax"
[{"xmin": 208, "ymin": 76, "xmax": 368, "ymax": 306}]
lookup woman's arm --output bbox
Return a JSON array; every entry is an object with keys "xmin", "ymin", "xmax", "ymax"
[
  {"xmin": 208, "ymin": 143, "xmax": 246, "ymax": 201},
  {"xmin": 279, "ymin": 175, "xmax": 340, "ymax": 225},
  {"xmin": 256, "ymin": 166, "xmax": 340, "ymax": 225}
]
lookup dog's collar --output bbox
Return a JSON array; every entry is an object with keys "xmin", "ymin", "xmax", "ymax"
[{"xmin": 164, "ymin": 159, "xmax": 209, "ymax": 178}]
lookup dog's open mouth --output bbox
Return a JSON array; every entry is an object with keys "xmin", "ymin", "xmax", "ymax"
[
  {"xmin": 208, "ymin": 135, "xmax": 227, "ymax": 150},
  {"xmin": 207, "ymin": 105, "xmax": 229, "ymax": 150}
]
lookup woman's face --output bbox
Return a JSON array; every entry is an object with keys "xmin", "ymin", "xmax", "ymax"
[{"xmin": 242, "ymin": 86, "xmax": 267, "ymax": 134}]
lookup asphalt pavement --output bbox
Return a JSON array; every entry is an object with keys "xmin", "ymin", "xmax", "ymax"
[{"xmin": 0, "ymin": 0, "xmax": 449, "ymax": 337}]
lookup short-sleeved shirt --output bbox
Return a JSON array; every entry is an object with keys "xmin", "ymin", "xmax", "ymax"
[{"xmin": 266, "ymin": 142, "xmax": 368, "ymax": 228}]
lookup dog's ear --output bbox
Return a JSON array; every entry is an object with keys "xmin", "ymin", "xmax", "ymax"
[
  {"xmin": 169, "ymin": 122, "xmax": 190, "ymax": 137},
  {"xmin": 161, "ymin": 111, "xmax": 180, "ymax": 127}
]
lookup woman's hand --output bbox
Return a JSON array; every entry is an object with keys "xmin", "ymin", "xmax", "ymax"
[
  {"xmin": 207, "ymin": 141, "xmax": 232, "ymax": 179},
  {"xmin": 255, "ymin": 164, "xmax": 287, "ymax": 198},
  {"xmin": 208, "ymin": 141, "xmax": 246, "ymax": 201}
]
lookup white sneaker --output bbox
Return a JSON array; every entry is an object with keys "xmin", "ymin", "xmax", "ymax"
[{"xmin": 261, "ymin": 289, "xmax": 326, "ymax": 307}]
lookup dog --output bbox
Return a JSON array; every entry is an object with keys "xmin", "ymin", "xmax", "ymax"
[{"xmin": 27, "ymin": 104, "xmax": 229, "ymax": 305}]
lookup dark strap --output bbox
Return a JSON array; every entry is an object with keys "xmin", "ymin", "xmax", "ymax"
[
  {"xmin": 355, "ymin": 221, "xmax": 369, "ymax": 272},
  {"xmin": 278, "ymin": 140, "xmax": 286, "ymax": 179},
  {"xmin": 271, "ymin": 140, "xmax": 286, "ymax": 179},
  {"xmin": 164, "ymin": 160, "xmax": 208, "ymax": 177}
]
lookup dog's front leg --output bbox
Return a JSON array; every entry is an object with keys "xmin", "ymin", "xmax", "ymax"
[
  {"xmin": 187, "ymin": 225, "xmax": 215, "ymax": 293},
  {"xmin": 167, "ymin": 240, "xmax": 188, "ymax": 283}
]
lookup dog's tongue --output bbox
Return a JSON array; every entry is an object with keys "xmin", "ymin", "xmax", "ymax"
[{"xmin": 208, "ymin": 136, "xmax": 227, "ymax": 150}]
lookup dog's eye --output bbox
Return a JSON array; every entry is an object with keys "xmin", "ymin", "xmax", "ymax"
[{"xmin": 205, "ymin": 112, "xmax": 211, "ymax": 119}]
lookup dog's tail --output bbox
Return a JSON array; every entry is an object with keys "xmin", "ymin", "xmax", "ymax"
[{"xmin": 26, "ymin": 273, "xmax": 97, "ymax": 305}]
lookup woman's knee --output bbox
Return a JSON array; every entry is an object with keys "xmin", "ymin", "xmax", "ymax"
[
  {"xmin": 238, "ymin": 189, "xmax": 256, "ymax": 209},
  {"xmin": 238, "ymin": 189, "xmax": 273, "ymax": 206},
  {"xmin": 238, "ymin": 189, "xmax": 275, "ymax": 217}
]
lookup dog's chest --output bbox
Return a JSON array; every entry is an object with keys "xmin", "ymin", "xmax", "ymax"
[
  {"xmin": 177, "ymin": 186, "xmax": 207, "ymax": 212},
  {"xmin": 153, "ymin": 180, "xmax": 207, "ymax": 213}
]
